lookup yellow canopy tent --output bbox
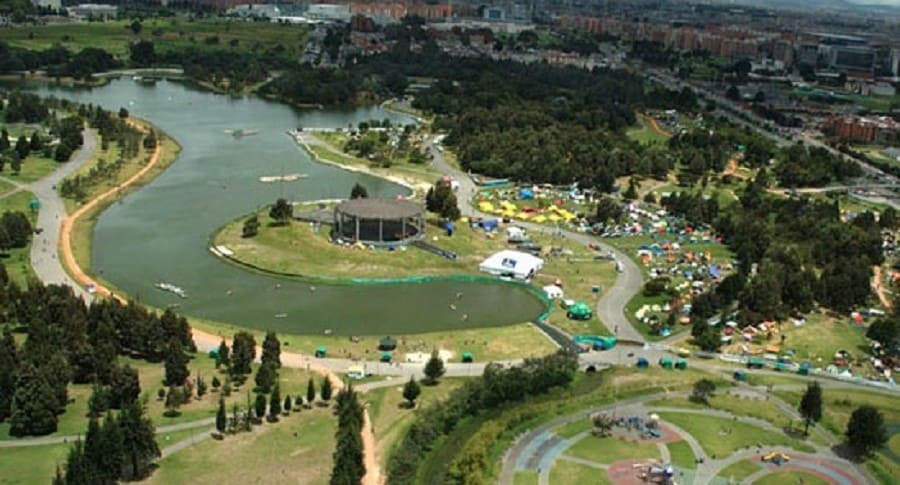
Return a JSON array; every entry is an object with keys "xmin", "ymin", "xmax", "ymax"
[
  {"xmin": 532, "ymin": 215, "xmax": 547, "ymax": 223},
  {"xmin": 478, "ymin": 202, "xmax": 495, "ymax": 212}
]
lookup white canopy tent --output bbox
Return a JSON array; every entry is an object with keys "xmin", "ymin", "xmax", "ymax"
[{"xmin": 479, "ymin": 250, "xmax": 544, "ymax": 280}]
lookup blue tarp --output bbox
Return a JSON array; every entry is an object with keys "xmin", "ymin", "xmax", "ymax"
[
  {"xmin": 709, "ymin": 265, "xmax": 720, "ymax": 279},
  {"xmin": 519, "ymin": 188, "xmax": 534, "ymax": 199},
  {"xmin": 444, "ymin": 221, "xmax": 455, "ymax": 236},
  {"xmin": 480, "ymin": 219, "xmax": 499, "ymax": 231}
]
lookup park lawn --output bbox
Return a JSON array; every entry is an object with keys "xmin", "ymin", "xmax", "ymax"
[
  {"xmin": 627, "ymin": 114, "xmax": 670, "ymax": 146},
  {"xmin": 717, "ymin": 459, "xmax": 762, "ymax": 481},
  {"xmin": 190, "ymin": 316, "xmax": 556, "ymax": 363},
  {"xmin": 753, "ymin": 470, "xmax": 828, "ymax": 485},
  {"xmin": 609, "ymin": 366, "xmax": 730, "ymax": 394},
  {"xmin": 890, "ymin": 433, "xmax": 900, "ymax": 455},
  {"xmin": 667, "ymin": 440, "xmax": 695, "ymax": 469},
  {"xmin": 549, "ymin": 459, "xmax": 610, "ymax": 484},
  {"xmin": 4, "ymin": 17, "xmax": 308, "ymax": 62},
  {"xmin": 657, "ymin": 413, "xmax": 804, "ymax": 458},
  {"xmin": 147, "ymin": 408, "xmax": 334, "ymax": 485},
  {"xmin": 512, "ymin": 470, "xmax": 539, "ymax": 485},
  {"xmin": 0, "ymin": 384, "xmax": 91, "ymax": 440},
  {"xmin": 66, "ymin": 127, "xmax": 179, "ymax": 277},
  {"xmin": 366, "ymin": 378, "xmax": 463, "ymax": 471},
  {"xmin": 10, "ymin": 155, "xmax": 60, "ymax": 183},
  {"xmin": 649, "ymin": 394, "xmax": 789, "ymax": 428},
  {"xmin": 0, "ymin": 189, "xmax": 39, "ymax": 286},
  {"xmin": 775, "ymin": 388, "xmax": 900, "ymax": 439},
  {"xmin": 744, "ymin": 373, "xmax": 810, "ymax": 388},
  {"xmin": 776, "ymin": 313, "xmax": 869, "ymax": 363},
  {"xmin": 0, "ymin": 442, "xmax": 70, "ymax": 484},
  {"xmin": 155, "ymin": 426, "xmax": 212, "ymax": 450},
  {"xmin": 566, "ymin": 435, "xmax": 660, "ymax": 464},
  {"xmin": 867, "ymin": 451, "xmax": 900, "ymax": 485},
  {"xmin": 554, "ymin": 419, "xmax": 592, "ymax": 439}
]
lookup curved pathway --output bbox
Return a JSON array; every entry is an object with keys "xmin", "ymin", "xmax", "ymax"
[{"xmin": 424, "ymin": 138, "xmax": 646, "ymax": 343}]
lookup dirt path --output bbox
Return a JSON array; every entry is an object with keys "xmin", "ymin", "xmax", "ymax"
[
  {"xmin": 639, "ymin": 113, "xmax": 671, "ymax": 138},
  {"xmin": 872, "ymin": 265, "xmax": 892, "ymax": 310}
]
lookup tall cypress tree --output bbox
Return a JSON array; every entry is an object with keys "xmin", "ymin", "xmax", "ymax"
[
  {"xmin": 330, "ymin": 385, "xmax": 365, "ymax": 485},
  {"xmin": 216, "ymin": 339, "xmax": 230, "ymax": 369},
  {"xmin": 230, "ymin": 332, "xmax": 256, "ymax": 384},
  {"xmin": 254, "ymin": 361, "xmax": 277, "ymax": 394},
  {"xmin": 63, "ymin": 439, "xmax": 88, "ymax": 485},
  {"xmin": 118, "ymin": 400, "xmax": 160, "ymax": 480},
  {"xmin": 306, "ymin": 377, "xmax": 316, "ymax": 407},
  {"xmin": 98, "ymin": 411, "xmax": 124, "ymax": 482},
  {"xmin": 0, "ymin": 325, "xmax": 18, "ymax": 422},
  {"xmin": 269, "ymin": 382, "xmax": 282, "ymax": 420},
  {"xmin": 164, "ymin": 338, "xmax": 189, "ymax": 387},
  {"xmin": 108, "ymin": 364, "xmax": 140, "ymax": 409},
  {"xmin": 261, "ymin": 331, "xmax": 281, "ymax": 369},
  {"xmin": 216, "ymin": 397, "xmax": 227, "ymax": 433},
  {"xmin": 83, "ymin": 416, "xmax": 105, "ymax": 484},
  {"xmin": 8, "ymin": 361, "xmax": 58, "ymax": 436}
]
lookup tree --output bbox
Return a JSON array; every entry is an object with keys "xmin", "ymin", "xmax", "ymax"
[
  {"xmin": 268, "ymin": 382, "xmax": 282, "ymax": 421},
  {"xmin": 211, "ymin": 376, "xmax": 221, "ymax": 391},
  {"xmin": 118, "ymin": 107, "xmax": 129, "ymax": 119},
  {"xmin": 216, "ymin": 340, "xmax": 230, "ymax": 369},
  {"xmin": 63, "ymin": 439, "xmax": 89, "ymax": 485},
  {"xmin": 163, "ymin": 339, "xmax": 189, "ymax": 387},
  {"xmin": 594, "ymin": 196, "xmax": 622, "ymax": 224},
  {"xmin": 350, "ymin": 183, "xmax": 368, "ymax": 199},
  {"xmin": 320, "ymin": 376, "xmax": 333, "ymax": 403},
  {"xmin": 230, "ymin": 332, "xmax": 256, "ymax": 384},
  {"xmin": 879, "ymin": 207, "xmax": 897, "ymax": 229},
  {"xmin": 216, "ymin": 397, "xmax": 226, "ymax": 433},
  {"xmin": 254, "ymin": 393, "xmax": 266, "ymax": 421},
  {"xmin": 129, "ymin": 40, "xmax": 155, "ymax": 66},
  {"xmin": 196, "ymin": 374, "xmax": 208, "ymax": 399},
  {"xmin": 129, "ymin": 20, "xmax": 142, "ymax": 35},
  {"xmin": 693, "ymin": 325, "xmax": 722, "ymax": 352},
  {"xmin": 14, "ymin": 135, "xmax": 29, "ymax": 159},
  {"xmin": 284, "ymin": 394, "xmax": 292, "ymax": 413},
  {"xmin": 254, "ymin": 361, "xmax": 276, "ymax": 394},
  {"xmin": 798, "ymin": 382, "xmax": 823, "ymax": 435},
  {"xmin": 261, "ymin": 331, "xmax": 281, "ymax": 369},
  {"xmin": 10, "ymin": 156, "xmax": 21, "ymax": 174},
  {"xmin": 268, "ymin": 198, "xmax": 293, "ymax": 225},
  {"xmin": 402, "ymin": 376, "xmax": 421, "ymax": 407},
  {"xmin": 118, "ymin": 399, "xmax": 160, "ymax": 480},
  {"xmin": 691, "ymin": 379, "xmax": 716, "ymax": 404},
  {"xmin": 623, "ymin": 177, "xmax": 638, "ymax": 200},
  {"xmin": 331, "ymin": 385, "xmax": 365, "ymax": 484},
  {"xmin": 306, "ymin": 377, "xmax": 316, "ymax": 407},
  {"xmin": 440, "ymin": 191, "xmax": 461, "ymax": 220},
  {"xmin": 241, "ymin": 215, "xmax": 260, "ymax": 238},
  {"xmin": 8, "ymin": 361, "xmax": 59, "ymax": 436},
  {"xmin": 164, "ymin": 386, "xmax": 183, "ymax": 417},
  {"xmin": 108, "ymin": 364, "xmax": 140, "ymax": 409},
  {"xmin": 846, "ymin": 406, "xmax": 887, "ymax": 457},
  {"xmin": 726, "ymin": 85, "xmax": 740, "ymax": 101},
  {"xmin": 29, "ymin": 132, "xmax": 42, "ymax": 151},
  {"xmin": 867, "ymin": 317, "xmax": 899, "ymax": 352},
  {"xmin": 0, "ymin": 325, "xmax": 18, "ymax": 422},
  {"xmin": 423, "ymin": 349, "xmax": 445, "ymax": 385}
]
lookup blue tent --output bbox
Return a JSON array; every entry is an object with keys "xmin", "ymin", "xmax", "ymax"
[
  {"xmin": 480, "ymin": 219, "xmax": 499, "ymax": 231},
  {"xmin": 444, "ymin": 221, "xmax": 455, "ymax": 236},
  {"xmin": 518, "ymin": 188, "xmax": 534, "ymax": 199},
  {"xmin": 709, "ymin": 265, "xmax": 720, "ymax": 279}
]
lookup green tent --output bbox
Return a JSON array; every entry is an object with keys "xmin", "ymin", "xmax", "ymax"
[
  {"xmin": 29, "ymin": 199, "xmax": 40, "ymax": 212},
  {"xmin": 566, "ymin": 301, "xmax": 592, "ymax": 320},
  {"xmin": 462, "ymin": 352, "xmax": 473, "ymax": 363},
  {"xmin": 380, "ymin": 352, "xmax": 392, "ymax": 363},
  {"xmin": 315, "ymin": 346, "xmax": 327, "ymax": 358},
  {"xmin": 797, "ymin": 361, "xmax": 810, "ymax": 376},
  {"xmin": 675, "ymin": 358, "xmax": 688, "ymax": 370},
  {"xmin": 659, "ymin": 357, "xmax": 673, "ymax": 369},
  {"xmin": 208, "ymin": 348, "xmax": 220, "ymax": 359},
  {"xmin": 747, "ymin": 357, "xmax": 765, "ymax": 369},
  {"xmin": 378, "ymin": 336, "xmax": 397, "ymax": 351}
]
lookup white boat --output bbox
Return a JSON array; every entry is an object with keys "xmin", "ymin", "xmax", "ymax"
[
  {"xmin": 259, "ymin": 173, "xmax": 308, "ymax": 183},
  {"xmin": 155, "ymin": 282, "xmax": 187, "ymax": 299},
  {"xmin": 274, "ymin": 313, "xmax": 288, "ymax": 319}
]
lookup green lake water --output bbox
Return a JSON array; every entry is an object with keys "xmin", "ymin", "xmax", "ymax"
[{"xmin": 29, "ymin": 79, "xmax": 546, "ymax": 335}]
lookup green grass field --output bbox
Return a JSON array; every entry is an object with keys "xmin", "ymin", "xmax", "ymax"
[
  {"xmin": 657, "ymin": 413, "xmax": 805, "ymax": 458},
  {"xmin": 648, "ymin": 393, "xmax": 791, "ymax": 428},
  {"xmin": 0, "ymin": 442, "xmax": 70, "ymax": 484},
  {"xmin": 717, "ymin": 459, "xmax": 762, "ymax": 482},
  {"xmin": 366, "ymin": 378, "xmax": 463, "ymax": 471},
  {"xmin": 3, "ymin": 17, "xmax": 309, "ymax": 63},
  {"xmin": 147, "ymin": 408, "xmax": 335, "ymax": 485},
  {"xmin": 774, "ymin": 388, "xmax": 900, "ymax": 439},
  {"xmin": 0, "ymin": 189, "xmax": 39, "ymax": 286},
  {"xmin": 549, "ymin": 459, "xmax": 610, "ymax": 484},
  {"xmin": 667, "ymin": 440, "xmax": 696, "ymax": 469},
  {"xmin": 566, "ymin": 435, "xmax": 660, "ymax": 464},
  {"xmin": 512, "ymin": 470, "xmax": 539, "ymax": 485},
  {"xmin": 554, "ymin": 419, "xmax": 592, "ymax": 439},
  {"xmin": 627, "ymin": 115, "xmax": 670, "ymax": 146},
  {"xmin": 753, "ymin": 470, "xmax": 828, "ymax": 485}
]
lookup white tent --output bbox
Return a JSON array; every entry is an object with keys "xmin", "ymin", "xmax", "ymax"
[
  {"xmin": 542, "ymin": 285, "xmax": 564, "ymax": 299},
  {"xmin": 479, "ymin": 250, "xmax": 544, "ymax": 280}
]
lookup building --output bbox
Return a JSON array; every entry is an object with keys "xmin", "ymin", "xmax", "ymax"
[
  {"xmin": 31, "ymin": 0, "xmax": 61, "ymax": 10},
  {"xmin": 479, "ymin": 250, "xmax": 543, "ymax": 281},
  {"xmin": 829, "ymin": 46, "xmax": 876, "ymax": 72},
  {"xmin": 307, "ymin": 3, "xmax": 352, "ymax": 22},
  {"xmin": 821, "ymin": 115, "xmax": 898, "ymax": 144},
  {"xmin": 67, "ymin": 3, "xmax": 117, "ymax": 19},
  {"xmin": 333, "ymin": 198, "xmax": 425, "ymax": 246}
]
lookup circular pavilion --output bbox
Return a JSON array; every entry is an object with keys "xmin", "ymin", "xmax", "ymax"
[{"xmin": 333, "ymin": 198, "xmax": 425, "ymax": 246}]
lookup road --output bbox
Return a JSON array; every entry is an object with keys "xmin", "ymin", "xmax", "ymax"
[
  {"xmin": 424, "ymin": 139, "xmax": 646, "ymax": 343},
  {"xmin": 29, "ymin": 129, "xmax": 96, "ymax": 300}
]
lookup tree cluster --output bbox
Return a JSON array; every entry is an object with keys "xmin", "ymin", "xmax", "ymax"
[
  {"xmin": 0, "ymin": 280, "xmax": 195, "ymax": 437},
  {"xmin": 424, "ymin": 181, "xmax": 460, "ymax": 221},
  {"xmin": 330, "ymin": 384, "xmax": 365, "ymax": 485},
  {"xmin": 387, "ymin": 350, "xmax": 577, "ymax": 483},
  {"xmin": 774, "ymin": 145, "xmax": 862, "ymax": 188},
  {"xmin": 62, "ymin": 400, "xmax": 160, "ymax": 483}
]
